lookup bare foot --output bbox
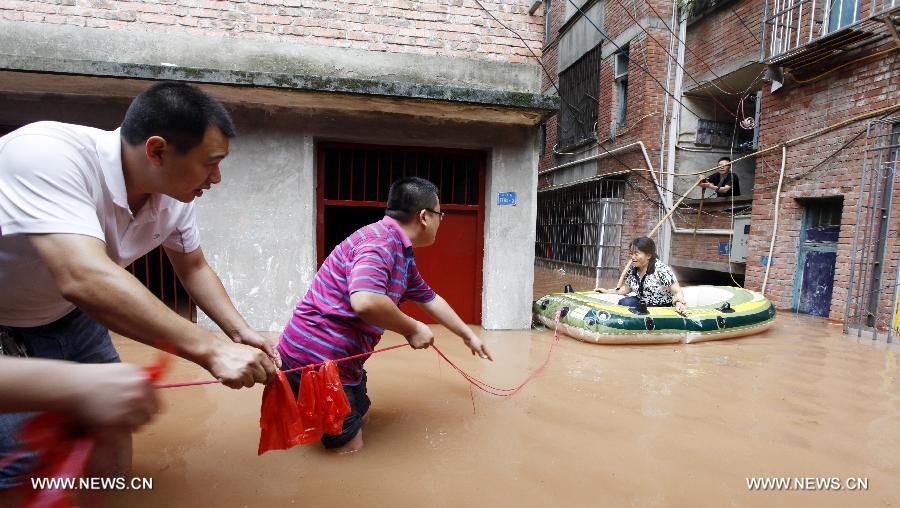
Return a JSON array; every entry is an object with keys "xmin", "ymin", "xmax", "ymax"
[{"xmin": 329, "ymin": 429, "xmax": 364, "ymax": 454}]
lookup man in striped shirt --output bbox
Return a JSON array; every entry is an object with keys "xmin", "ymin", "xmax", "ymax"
[{"xmin": 277, "ymin": 177, "xmax": 492, "ymax": 453}]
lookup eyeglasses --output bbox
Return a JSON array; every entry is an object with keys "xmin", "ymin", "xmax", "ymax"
[{"xmin": 424, "ymin": 208, "xmax": 445, "ymax": 220}]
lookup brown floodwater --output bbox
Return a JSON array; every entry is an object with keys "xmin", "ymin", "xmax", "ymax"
[{"xmin": 104, "ymin": 313, "xmax": 900, "ymax": 507}]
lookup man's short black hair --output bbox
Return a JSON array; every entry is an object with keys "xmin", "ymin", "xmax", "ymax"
[
  {"xmin": 385, "ymin": 177, "xmax": 440, "ymax": 223},
  {"xmin": 718, "ymin": 156, "xmax": 732, "ymax": 164},
  {"xmin": 121, "ymin": 81, "xmax": 235, "ymax": 154}
]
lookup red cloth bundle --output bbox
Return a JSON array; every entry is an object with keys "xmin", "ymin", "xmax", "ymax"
[
  {"xmin": 257, "ymin": 370, "xmax": 303, "ymax": 455},
  {"xmin": 19, "ymin": 413, "xmax": 96, "ymax": 508},
  {"xmin": 319, "ymin": 361, "xmax": 351, "ymax": 436},
  {"xmin": 258, "ymin": 361, "xmax": 351, "ymax": 454}
]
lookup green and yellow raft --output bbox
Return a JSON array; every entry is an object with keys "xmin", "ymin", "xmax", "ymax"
[{"xmin": 533, "ymin": 286, "xmax": 776, "ymax": 344}]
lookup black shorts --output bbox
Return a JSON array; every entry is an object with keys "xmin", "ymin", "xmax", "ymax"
[{"xmin": 283, "ymin": 365, "xmax": 371, "ymax": 449}]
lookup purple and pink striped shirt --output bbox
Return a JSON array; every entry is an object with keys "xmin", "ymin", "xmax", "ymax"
[{"xmin": 276, "ymin": 216, "xmax": 436, "ymax": 385}]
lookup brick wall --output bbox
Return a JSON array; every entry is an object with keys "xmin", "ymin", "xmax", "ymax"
[
  {"xmin": 744, "ymin": 39, "xmax": 900, "ymax": 323},
  {"xmin": 1, "ymin": 0, "xmax": 544, "ymax": 64},
  {"xmin": 537, "ymin": 0, "xmax": 675, "ymax": 271},
  {"xmin": 670, "ymin": 232, "xmax": 731, "ymax": 260},
  {"xmin": 683, "ymin": 0, "xmax": 764, "ymax": 81},
  {"xmin": 674, "ymin": 0, "xmax": 899, "ymax": 325},
  {"xmin": 538, "ymin": 0, "xmax": 899, "ymax": 328},
  {"xmin": 537, "ymin": 0, "xmax": 562, "ymax": 173}
]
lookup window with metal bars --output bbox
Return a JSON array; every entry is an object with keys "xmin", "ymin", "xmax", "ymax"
[
  {"xmin": 127, "ymin": 247, "xmax": 196, "ymax": 321},
  {"xmin": 556, "ymin": 44, "xmax": 602, "ymax": 151},
  {"xmin": 535, "ymin": 178, "xmax": 625, "ymax": 279}
]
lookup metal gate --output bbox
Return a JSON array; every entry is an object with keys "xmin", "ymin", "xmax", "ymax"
[
  {"xmin": 535, "ymin": 178, "xmax": 625, "ymax": 288},
  {"xmin": 316, "ymin": 143, "xmax": 485, "ymax": 324},
  {"xmin": 845, "ymin": 119, "xmax": 900, "ymax": 341}
]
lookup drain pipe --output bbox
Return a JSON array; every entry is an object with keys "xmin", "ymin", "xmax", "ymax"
[
  {"xmin": 761, "ymin": 145, "xmax": 787, "ymax": 295},
  {"xmin": 657, "ymin": 0, "xmax": 679, "ymax": 198},
  {"xmin": 661, "ymin": 8, "xmax": 688, "ymax": 265}
]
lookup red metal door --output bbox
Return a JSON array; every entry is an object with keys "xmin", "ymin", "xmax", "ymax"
[
  {"xmin": 400, "ymin": 209, "xmax": 481, "ymax": 323},
  {"xmin": 317, "ymin": 143, "xmax": 485, "ymax": 324}
]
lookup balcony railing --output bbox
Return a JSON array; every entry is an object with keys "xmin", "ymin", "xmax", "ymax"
[{"xmin": 762, "ymin": 0, "xmax": 899, "ymax": 62}]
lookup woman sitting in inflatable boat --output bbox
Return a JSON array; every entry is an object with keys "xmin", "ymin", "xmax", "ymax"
[{"xmin": 595, "ymin": 236, "xmax": 687, "ymax": 314}]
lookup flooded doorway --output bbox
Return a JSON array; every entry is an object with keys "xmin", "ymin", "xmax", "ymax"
[{"xmin": 793, "ymin": 198, "xmax": 842, "ymax": 317}]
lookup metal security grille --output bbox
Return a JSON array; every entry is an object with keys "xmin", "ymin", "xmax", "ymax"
[
  {"xmin": 319, "ymin": 144, "xmax": 484, "ymax": 261},
  {"xmin": 762, "ymin": 0, "xmax": 899, "ymax": 64},
  {"xmin": 127, "ymin": 247, "xmax": 196, "ymax": 322},
  {"xmin": 557, "ymin": 44, "xmax": 601, "ymax": 151},
  {"xmin": 845, "ymin": 119, "xmax": 899, "ymax": 341},
  {"xmin": 535, "ymin": 178, "xmax": 625, "ymax": 287},
  {"xmin": 322, "ymin": 146, "xmax": 480, "ymax": 206}
]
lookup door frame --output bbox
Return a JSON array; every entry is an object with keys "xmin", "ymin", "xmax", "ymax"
[
  {"xmin": 792, "ymin": 198, "xmax": 842, "ymax": 314},
  {"xmin": 315, "ymin": 142, "xmax": 486, "ymax": 323}
]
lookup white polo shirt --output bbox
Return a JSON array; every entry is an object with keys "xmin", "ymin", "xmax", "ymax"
[{"xmin": 0, "ymin": 121, "xmax": 200, "ymax": 327}]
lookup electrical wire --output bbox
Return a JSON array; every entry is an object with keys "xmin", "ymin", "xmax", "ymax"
[
  {"xmin": 642, "ymin": 0, "xmax": 756, "ymax": 95},
  {"xmin": 611, "ymin": 0, "xmax": 741, "ymax": 114}
]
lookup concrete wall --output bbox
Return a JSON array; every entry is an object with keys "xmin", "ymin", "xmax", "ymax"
[
  {"xmin": 197, "ymin": 123, "xmax": 317, "ymax": 332},
  {"xmin": 206, "ymin": 107, "xmax": 539, "ymax": 331},
  {"xmin": 0, "ymin": 19, "xmax": 542, "ymax": 95},
  {"xmin": 556, "ymin": 0, "xmax": 604, "ymax": 72},
  {"xmin": 482, "ymin": 130, "xmax": 540, "ymax": 329}
]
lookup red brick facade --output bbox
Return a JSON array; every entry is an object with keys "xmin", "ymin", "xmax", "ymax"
[
  {"xmin": 537, "ymin": 0, "xmax": 899, "ymax": 326},
  {"xmin": 746, "ymin": 40, "xmax": 900, "ymax": 322},
  {"xmin": 1, "ymin": 0, "xmax": 544, "ymax": 63}
]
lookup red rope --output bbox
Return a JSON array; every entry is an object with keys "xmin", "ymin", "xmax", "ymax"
[
  {"xmin": 154, "ymin": 344, "xmax": 409, "ymax": 389},
  {"xmin": 430, "ymin": 309, "xmax": 562, "ymax": 397},
  {"xmin": 154, "ymin": 310, "xmax": 563, "ymax": 396}
]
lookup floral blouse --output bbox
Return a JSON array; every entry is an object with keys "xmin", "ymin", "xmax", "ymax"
[{"xmin": 626, "ymin": 258, "xmax": 678, "ymax": 306}]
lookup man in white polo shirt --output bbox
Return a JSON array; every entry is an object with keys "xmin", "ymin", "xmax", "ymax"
[{"xmin": 0, "ymin": 82, "xmax": 280, "ymax": 490}]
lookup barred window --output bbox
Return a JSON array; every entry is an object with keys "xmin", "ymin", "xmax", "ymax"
[
  {"xmin": 535, "ymin": 178, "xmax": 625, "ymax": 282},
  {"xmin": 556, "ymin": 44, "xmax": 601, "ymax": 151}
]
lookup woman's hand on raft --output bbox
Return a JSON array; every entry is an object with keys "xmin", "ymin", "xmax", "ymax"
[{"xmin": 674, "ymin": 301, "xmax": 686, "ymax": 314}]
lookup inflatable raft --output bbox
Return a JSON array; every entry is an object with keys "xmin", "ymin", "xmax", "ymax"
[{"xmin": 533, "ymin": 285, "xmax": 776, "ymax": 345}]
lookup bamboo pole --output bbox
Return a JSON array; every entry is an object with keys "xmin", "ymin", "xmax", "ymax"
[{"xmin": 614, "ymin": 175, "xmax": 707, "ymax": 289}]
